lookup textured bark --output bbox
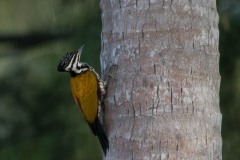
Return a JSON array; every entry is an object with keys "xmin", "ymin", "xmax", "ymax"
[{"xmin": 100, "ymin": 0, "xmax": 222, "ymax": 159}]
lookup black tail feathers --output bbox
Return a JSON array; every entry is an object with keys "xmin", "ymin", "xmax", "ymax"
[{"xmin": 88, "ymin": 118, "xmax": 109, "ymax": 155}]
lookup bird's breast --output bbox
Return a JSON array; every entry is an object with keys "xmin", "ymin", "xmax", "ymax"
[{"xmin": 70, "ymin": 70, "xmax": 98, "ymax": 123}]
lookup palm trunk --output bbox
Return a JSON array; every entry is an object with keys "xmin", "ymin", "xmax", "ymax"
[{"xmin": 100, "ymin": 0, "xmax": 222, "ymax": 159}]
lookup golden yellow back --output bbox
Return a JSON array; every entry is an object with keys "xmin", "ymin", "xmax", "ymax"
[{"xmin": 70, "ymin": 71, "xmax": 98, "ymax": 123}]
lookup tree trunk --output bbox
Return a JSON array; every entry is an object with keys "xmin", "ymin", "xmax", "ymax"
[{"xmin": 100, "ymin": 0, "xmax": 222, "ymax": 159}]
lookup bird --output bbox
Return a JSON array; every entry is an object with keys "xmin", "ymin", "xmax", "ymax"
[{"xmin": 57, "ymin": 45, "xmax": 109, "ymax": 155}]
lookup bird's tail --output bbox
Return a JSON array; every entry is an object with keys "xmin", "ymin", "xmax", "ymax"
[{"xmin": 88, "ymin": 118, "xmax": 109, "ymax": 155}]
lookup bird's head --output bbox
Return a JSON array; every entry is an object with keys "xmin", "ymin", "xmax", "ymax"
[{"xmin": 57, "ymin": 45, "xmax": 84, "ymax": 74}]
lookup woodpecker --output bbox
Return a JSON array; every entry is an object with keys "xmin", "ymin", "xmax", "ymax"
[{"xmin": 57, "ymin": 46, "xmax": 109, "ymax": 155}]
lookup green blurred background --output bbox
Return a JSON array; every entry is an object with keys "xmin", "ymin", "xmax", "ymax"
[
  {"xmin": 0, "ymin": 0, "xmax": 102, "ymax": 159},
  {"xmin": 0, "ymin": 0, "xmax": 238, "ymax": 159}
]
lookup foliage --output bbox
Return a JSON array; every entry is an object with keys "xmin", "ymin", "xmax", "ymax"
[
  {"xmin": 218, "ymin": 0, "xmax": 240, "ymax": 159},
  {"xmin": 0, "ymin": 0, "xmax": 103, "ymax": 159}
]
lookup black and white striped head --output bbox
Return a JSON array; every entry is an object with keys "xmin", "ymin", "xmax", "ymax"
[{"xmin": 57, "ymin": 45, "xmax": 89, "ymax": 74}]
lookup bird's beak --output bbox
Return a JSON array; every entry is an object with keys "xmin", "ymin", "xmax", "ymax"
[
  {"xmin": 78, "ymin": 45, "xmax": 85, "ymax": 53},
  {"xmin": 75, "ymin": 45, "xmax": 85, "ymax": 64}
]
